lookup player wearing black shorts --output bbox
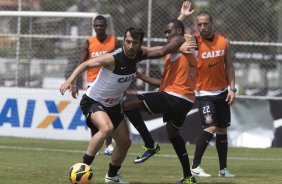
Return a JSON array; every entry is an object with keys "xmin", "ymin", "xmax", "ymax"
[
  {"xmin": 122, "ymin": 19, "xmax": 198, "ymax": 184},
  {"xmin": 178, "ymin": 5, "xmax": 236, "ymax": 177}
]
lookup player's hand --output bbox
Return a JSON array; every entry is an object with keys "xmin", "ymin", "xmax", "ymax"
[
  {"xmin": 135, "ymin": 70, "xmax": 143, "ymax": 79},
  {"xmin": 181, "ymin": 1, "xmax": 195, "ymax": 17},
  {"xmin": 179, "ymin": 40, "xmax": 197, "ymax": 54},
  {"xmin": 60, "ymin": 82, "xmax": 72, "ymax": 95},
  {"xmin": 226, "ymin": 91, "xmax": 236, "ymax": 105},
  {"xmin": 71, "ymin": 85, "xmax": 79, "ymax": 99}
]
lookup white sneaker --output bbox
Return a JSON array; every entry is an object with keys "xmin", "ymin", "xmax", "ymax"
[
  {"xmin": 218, "ymin": 168, "xmax": 235, "ymax": 177},
  {"xmin": 105, "ymin": 173, "xmax": 129, "ymax": 184},
  {"xmin": 104, "ymin": 144, "xmax": 114, "ymax": 155},
  {"xmin": 191, "ymin": 165, "xmax": 211, "ymax": 177}
]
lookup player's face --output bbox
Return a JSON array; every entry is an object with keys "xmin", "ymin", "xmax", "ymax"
[
  {"xmin": 164, "ymin": 23, "xmax": 178, "ymax": 43},
  {"xmin": 196, "ymin": 15, "xmax": 213, "ymax": 39},
  {"xmin": 123, "ymin": 31, "xmax": 142, "ymax": 58},
  {"xmin": 93, "ymin": 20, "xmax": 107, "ymax": 37}
]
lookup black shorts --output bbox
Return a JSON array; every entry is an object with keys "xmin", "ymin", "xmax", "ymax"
[
  {"xmin": 196, "ymin": 91, "xmax": 231, "ymax": 128},
  {"xmin": 80, "ymin": 94, "xmax": 124, "ymax": 131},
  {"xmin": 138, "ymin": 92, "xmax": 194, "ymax": 129}
]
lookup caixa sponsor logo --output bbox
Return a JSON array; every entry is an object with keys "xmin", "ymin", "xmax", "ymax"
[
  {"xmin": 117, "ymin": 75, "xmax": 134, "ymax": 83},
  {"xmin": 0, "ymin": 98, "xmax": 87, "ymax": 130}
]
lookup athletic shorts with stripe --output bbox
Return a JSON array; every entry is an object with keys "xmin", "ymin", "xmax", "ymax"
[
  {"xmin": 196, "ymin": 91, "xmax": 231, "ymax": 129},
  {"xmin": 80, "ymin": 94, "xmax": 124, "ymax": 132},
  {"xmin": 138, "ymin": 92, "xmax": 194, "ymax": 129}
]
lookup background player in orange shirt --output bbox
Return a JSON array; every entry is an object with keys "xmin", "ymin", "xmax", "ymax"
[
  {"xmin": 178, "ymin": 2, "xmax": 236, "ymax": 178},
  {"xmin": 71, "ymin": 15, "xmax": 120, "ymax": 156},
  {"xmin": 122, "ymin": 19, "xmax": 198, "ymax": 184}
]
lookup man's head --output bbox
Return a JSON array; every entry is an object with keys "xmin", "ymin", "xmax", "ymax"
[
  {"xmin": 164, "ymin": 19, "xmax": 184, "ymax": 42},
  {"xmin": 93, "ymin": 15, "xmax": 107, "ymax": 38},
  {"xmin": 196, "ymin": 11, "xmax": 214, "ymax": 39},
  {"xmin": 123, "ymin": 26, "xmax": 145, "ymax": 58}
]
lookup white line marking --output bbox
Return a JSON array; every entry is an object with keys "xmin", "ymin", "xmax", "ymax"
[{"xmin": 0, "ymin": 145, "xmax": 281, "ymax": 161}]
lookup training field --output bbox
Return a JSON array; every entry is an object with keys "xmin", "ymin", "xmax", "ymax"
[{"xmin": 0, "ymin": 136, "xmax": 281, "ymax": 184}]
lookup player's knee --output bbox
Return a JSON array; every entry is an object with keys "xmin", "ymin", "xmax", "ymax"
[
  {"xmin": 124, "ymin": 139, "xmax": 132, "ymax": 150},
  {"xmin": 197, "ymin": 131, "xmax": 214, "ymax": 145},
  {"xmin": 166, "ymin": 121, "xmax": 180, "ymax": 139},
  {"xmin": 204, "ymin": 126, "xmax": 217, "ymax": 133},
  {"xmin": 99, "ymin": 123, "xmax": 114, "ymax": 136},
  {"xmin": 122, "ymin": 95, "xmax": 143, "ymax": 110},
  {"xmin": 117, "ymin": 138, "xmax": 131, "ymax": 151}
]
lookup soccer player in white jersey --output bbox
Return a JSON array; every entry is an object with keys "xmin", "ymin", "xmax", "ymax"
[{"xmin": 60, "ymin": 26, "xmax": 191, "ymax": 183}]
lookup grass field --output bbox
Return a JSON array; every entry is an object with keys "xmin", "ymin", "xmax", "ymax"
[{"xmin": 0, "ymin": 136, "xmax": 281, "ymax": 184}]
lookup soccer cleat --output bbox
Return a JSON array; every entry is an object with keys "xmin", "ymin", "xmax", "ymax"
[
  {"xmin": 191, "ymin": 165, "xmax": 211, "ymax": 177},
  {"xmin": 176, "ymin": 176, "xmax": 196, "ymax": 184},
  {"xmin": 218, "ymin": 168, "xmax": 235, "ymax": 177},
  {"xmin": 104, "ymin": 144, "xmax": 114, "ymax": 155},
  {"xmin": 134, "ymin": 144, "xmax": 160, "ymax": 164},
  {"xmin": 105, "ymin": 173, "xmax": 129, "ymax": 184}
]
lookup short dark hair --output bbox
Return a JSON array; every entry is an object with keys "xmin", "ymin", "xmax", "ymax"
[
  {"xmin": 197, "ymin": 11, "xmax": 213, "ymax": 22},
  {"xmin": 168, "ymin": 19, "xmax": 184, "ymax": 34},
  {"xmin": 93, "ymin": 15, "xmax": 107, "ymax": 23},
  {"xmin": 124, "ymin": 26, "xmax": 145, "ymax": 44}
]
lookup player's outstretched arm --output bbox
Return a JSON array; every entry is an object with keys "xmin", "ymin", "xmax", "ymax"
[
  {"xmin": 136, "ymin": 70, "xmax": 161, "ymax": 87},
  {"xmin": 144, "ymin": 36, "xmax": 186, "ymax": 59},
  {"xmin": 178, "ymin": 1, "xmax": 195, "ymax": 21},
  {"xmin": 60, "ymin": 53, "xmax": 114, "ymax": 95},
  {"xmin": 71, "ymin": 40, "xmax": 90, "ymax": 98}
]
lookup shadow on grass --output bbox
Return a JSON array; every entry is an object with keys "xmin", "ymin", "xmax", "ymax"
[
  {"xmin": 199, "ymin": 183, "xmax": 238, "ymax": 184},
  {"xmin": 107, "ymin": 183, "xmax": 239, "ymax": 184}
]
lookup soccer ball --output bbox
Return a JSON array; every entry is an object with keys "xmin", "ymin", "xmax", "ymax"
[{"xmin": 69, "ymin": 163, "xmax": 93, "ymax": 184}]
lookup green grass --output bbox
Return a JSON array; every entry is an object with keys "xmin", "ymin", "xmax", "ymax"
[{"xmin": 0, "ymin": 136, "xmax": 282, "ymax": 184}]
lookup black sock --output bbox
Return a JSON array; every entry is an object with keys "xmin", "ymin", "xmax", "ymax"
[
  {"xmin": 192, "ymin": 131, "xmax": 213, "ymax": 169},
  {"xmin": 105, "ymin": 136, "xmax": 112, "ymax": 146},
  {"xmin": 82, "ymin": 153, "xmax": 94, "ymax": 165},
  {"xmin": 170, "ymin": 135, "xmax": 192, "ymax": 178},
  {"xmin": 216, "ymin": 133, "xmax": 228, "ymax": 170},
  {"xmin": 124, "ymin": 109, "xmax": 155, "ymax": 148},
  {"xmin": 107, "ymin": 162, "xmax": 121, "ymax": 177}
]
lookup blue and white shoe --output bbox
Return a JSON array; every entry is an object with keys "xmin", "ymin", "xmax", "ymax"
[
  {"xmin": 104, "ymin": 144, "xmax": 114, "ymax": 156},
  {"xmin": 134, "ymin": 144, "xmax": 160, "ymax": 164}
]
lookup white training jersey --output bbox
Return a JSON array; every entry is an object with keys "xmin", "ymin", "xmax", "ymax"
[
  {"xmin": 86, "ymin": 67, "xmax": 134, "ymax": 107},
  {"xmin": 86, "ymin": 48, "xmax": 144, "ymax": 107}
]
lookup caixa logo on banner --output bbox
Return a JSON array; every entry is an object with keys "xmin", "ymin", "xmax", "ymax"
[{"xmin": 0, "ymin": 98, "xmax": 87, "ymax": 130}]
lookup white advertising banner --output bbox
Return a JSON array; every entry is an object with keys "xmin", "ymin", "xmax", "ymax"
[
  {"xmin": 0, "ymin": 87, "xmax": 279, "ymax": 148},
  {"xmin": 0, "ymin": 87, "xmax": 91, "ymax": 140}
]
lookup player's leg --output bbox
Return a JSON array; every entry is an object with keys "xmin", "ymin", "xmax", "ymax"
[
  {"xmin": 105, "ymin": 119, "xmax": 131, "ymax": 183},
  {"xmin": 80, "ymin": 95, "xmax": 114, "ymax": 165},
  {"xmin": 214, "ymin": 92, "xmax": 234, "ymax": 177},
  {"xmin": 122, "ymin": 94, "xmax": 159, "ymax": 164},
  {"xmin": 216, "ymin": 128, "xmax": 234, "ymax": 177},
  {"xmin": 191, "ymin": 98, "xmax": 216, "ymax": 177},
  {"xmin": 83, "ymin": 111, "xmax": 114, "ymax": 165},
  {"xmin": 165, "ymin": 111, "xmax": 196, "ymax": 184},
  {"xmin": 123, "ymin": 95, "xmax": 155, "ymax": 148}
]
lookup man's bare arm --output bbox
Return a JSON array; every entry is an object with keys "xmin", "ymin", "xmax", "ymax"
[
  {"xmin": 60, "ymin": 53, "xmax": 114, "ymax": 95},
  {"xmin": 143, "ymin": 36, "xmax": 185, "ymax": 59},
  {"xmin": 136, "ymin": 71, "xmax": 161, "ymax": 87}
]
